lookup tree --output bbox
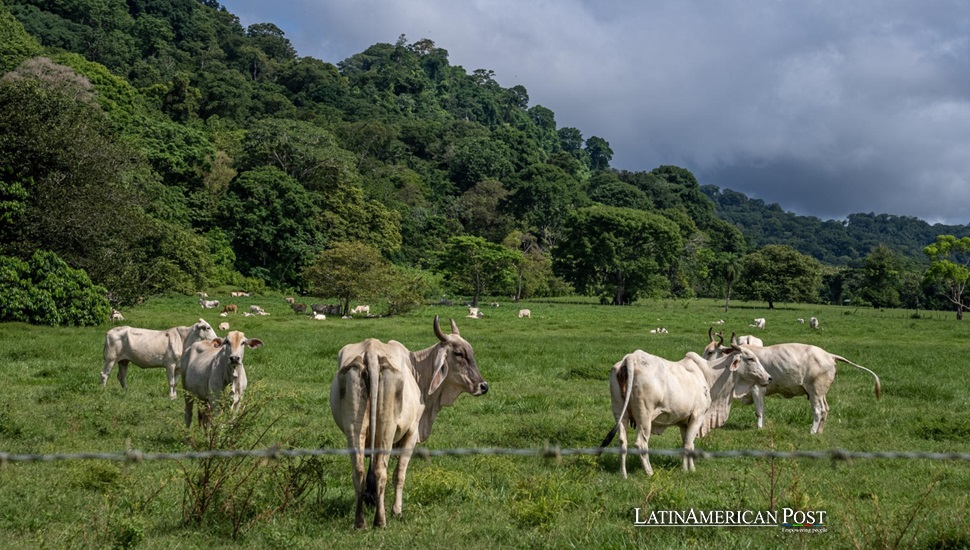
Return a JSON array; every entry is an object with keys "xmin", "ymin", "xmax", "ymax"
[
  {"xmin": 0, "ymin": 250, "xmax": 110, "ymax": 326},
  {"xmin": 923, "ymin": 235, "xmax": 970, "ymax": 320},
  {"xmin": 735, "ymin": 245, "xmax": 822, "ymax": 309},
  {"xmin": 505, "ymin": 164, "xmax": 589, "ymax": 250},
  {"xmin": 302, "ymin": 241, "xmax": 392, "ymax": 315},
  {"xmin": 437, "ymin": 236, "xmax": 520, "ymax": 306},
  {"xmin": 584, "ymin": 136, "xmax": 613, "ymax": 170},
  {"xmin": 552, "ymin": 206, "xmax": 682, "ymax": 305},
  {"xmin": 861, "ymin": 244, "xmax": 902, "ymax": 308}
]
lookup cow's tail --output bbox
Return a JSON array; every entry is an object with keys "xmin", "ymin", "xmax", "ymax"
[
  {"xmin": 362, "ymin": 350, "xmax": 381, "ymax": 507},
  {"xmin": 834, "ymin": 355, "xmax": 882, "ymax": 400},
  {"xmin": 597, "ymin": 358, "xmax": 636, "ymax": 455}
]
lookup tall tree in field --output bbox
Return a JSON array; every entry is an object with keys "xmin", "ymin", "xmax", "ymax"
[
  {"xmin": 735, "ymin": 245, "xmax": 822, "ymax": 309},
  {"xmin": 553, "ymin": 206, "xmax": 682, "ymax": 305},
  {"xmin": 302, "ymin": 241, "xmax": 392, "ymax": 315},
  {"xmin": 438, "ymin": 236, "xmax": 520, "ymax": 306},
  {"xmin": 923, "ymin": 235, "xmax": 970, "ymax": 320},
  {"xmin": 861, "ymin": 244, "xmax": 902, "ymax": 308}
]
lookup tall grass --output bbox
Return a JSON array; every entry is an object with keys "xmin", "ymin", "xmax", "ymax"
[{"xmin": 0, "ymin": 294, "xmax": 968, "ymax": 548}]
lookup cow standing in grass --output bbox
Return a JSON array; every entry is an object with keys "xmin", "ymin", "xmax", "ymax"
[{"xmin": 331, "ymin": 316, "xmax": 489, "ymax": 529}]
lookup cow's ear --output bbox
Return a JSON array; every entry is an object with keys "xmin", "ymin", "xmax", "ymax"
[
  {"xmin": 428, "ymin": 348, "xmax": 449, "ymax": 394},
  {"xmin": 211, "ymin": 338, "xmax": 224, "ymax": 348},
  {"xmin": 730, "ymin": 356, "xmax": 740, "ymax": 371},
  {"xmin": 246, "ymin": 338, "xmax": 264, "ymax": 349}
]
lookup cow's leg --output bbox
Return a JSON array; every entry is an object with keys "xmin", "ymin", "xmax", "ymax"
[
  {"xmin": 681, "ymin": 419, "xmax": 704, "ymax": 472},
  {"xmin": 617, "ymin": 417, "xmax": 629, "ymax": 479},
  {"xmin": 101, "ymin": 356, "xmax": 115, "ymax": 386},
  {"xmin": 816, "ymin": 394, "xmax": 830, "ymax": 434},
  {"xmin": 348, "ymin": 432, "xmax": 368, "ymax": 529},
  {"xmin": 752, "ymin": 385, "xmax": 766, "ymax": 429},
  {"xmin": 116, "ymin": 360, "xmax": 129, "ymax": 390},
  {"xmin": 184, "ymin": 395, "xmax": 193, "ymax": 428},
  {"xmin": 636, "ymin": 419, "xmax": 653, "ymax": 476},
  {"xmin": 372, "ymin": 452, "xmax": 391, "ymax": 528},
  {"xmin": 166, "ymin": 364, "xmax": 178, "ymax": 399},
  {"xmin": 808, "ymin": 391, "xmax": 826, "ymax": 434},
  {"xmin": 392, "ymin": 430, "xmax": 420, "ymax": 517}
]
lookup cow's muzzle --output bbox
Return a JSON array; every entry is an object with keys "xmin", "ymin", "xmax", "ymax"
[
  {"xmin": 475, "ymin": 381, "xmax": 489, "ymax": 395},
  {"xmin": 230, "ymin": 355, "xmax": 241, "ymax": 364}
]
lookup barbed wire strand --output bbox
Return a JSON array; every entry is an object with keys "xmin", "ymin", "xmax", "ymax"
[{"xmin": 1, "ymin": 446, "xmax": 969, "ymax": 466}]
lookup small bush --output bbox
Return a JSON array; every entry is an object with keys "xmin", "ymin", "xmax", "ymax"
[{"xmin": 0, "ymin": 250, "xmax": 110, "ymax": 325}]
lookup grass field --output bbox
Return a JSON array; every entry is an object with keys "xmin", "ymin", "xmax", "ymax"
[{"xmin": 1, "ymin": 295, "xmax": 969, "ymax": 549}]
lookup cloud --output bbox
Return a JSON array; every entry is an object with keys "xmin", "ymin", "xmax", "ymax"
[{"xmin": 229, "ymin": 0, "xmax": 970, "ymax": 224}]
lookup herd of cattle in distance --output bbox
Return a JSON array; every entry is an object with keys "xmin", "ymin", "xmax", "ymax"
[{"xmin": 99, "ymin": 297, "xmax": 882, "ymax": 529}]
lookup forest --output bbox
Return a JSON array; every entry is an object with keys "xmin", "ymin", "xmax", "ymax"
[{"xmin": 3, "ymin": 0, "xmax": 970, "ymax": 323}]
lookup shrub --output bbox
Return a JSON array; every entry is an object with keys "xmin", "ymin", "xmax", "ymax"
[{"xmin": 0, "ymin": 250, "xmax": 110, "ymax": 325}]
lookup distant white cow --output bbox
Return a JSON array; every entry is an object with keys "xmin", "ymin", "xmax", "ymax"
[
  {"xmin": 518, "ymin": 309, "xmax": 531, "ymax": 318},
  {"xmin": 313, "ymin": 314, "xmax": 326, "ymax": 320},
  {"xmin": 218, "ymin": 322, "xmax": 230, "ymax": 331},
  {"xmin": 351, "ymin": 305, "xmax": 371, "ymax": 315},
  {"xmin": 809, "ymin": 317, "xmax": 819, "ymax": 330},
  {"xmin": 180, "ymin": 331, "xmax": 263, "ymax": 428},
  {"xmin": 467, "ymin": 307, "xmax": 484, "ymax": 319},
  {"xmin": 703, "ymin": 334, "xmax": 881, "ymax": 433},
  {"xmin": 110, "ymin": 309, "xmax": 125, "ymax": 321},
  {"xmin": 736, "ymin": 335, "xmax": 763, "ymax": 347},
  {"xmin": 601, "ymin": 339, "xmax": 771, "ymax": 477},
  {"xmin": 797, "ymin": 318, "xmax": 805, "ymax": 324},
  {"xmin": 199, "ymin": 298, "xmax": 220, "ymax": 309},
  {"xmin": 751, "ymin": 317, "xmax": 766, "ymax": 330},
  {"xmin": 102, "ymin": 319, "xmax": 218, "ymax": 399},
  {"xmin": 649, "ymin": 327, "xmax": 668, "ymax": 334}
]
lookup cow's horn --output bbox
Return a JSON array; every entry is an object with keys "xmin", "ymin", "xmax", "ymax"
[
  {"xmin": 708, "ymin": 326, "xmax": 714, "ymax": 341},
  {"xmin": 434, "ymin": 315, "xmax": 447, "ymax": 341},
  {"xmin": 450, "ymin": 318, "xmax": 459, "ymax": 336}
]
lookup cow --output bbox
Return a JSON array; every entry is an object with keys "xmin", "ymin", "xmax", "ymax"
[
  {"xmin": 351, "ymin": 305, "xmax": 371, "ymax": 315},
  {"xmin": 101, "ymin": 319, "xmax": 218, "ymax": 399},
  {"xmin": 331, "ymin": 315, "xmax": 489, "ymax": 529},
  {"xmin": 809, "ymin": 317, "xmax": 820, "ymax": 330},
  {"xmin": 180, "ymin": 331, "xmax": 263, "ymax": 428},
  {"xmin": 313, "ymin": 314, "xmax": 326, "ymax": 320},
  {"xmin": 110, "ymin": 309, "xmax": 125, "ymax": 321},
  {"xmin": 230, "ymin": 291, "xmax": 252, "ymax": 298},
  {"xmin": 466, "ymin": 307, "xmax": 483, "ymax": 319},
  {"xmin": 311, "ymin": 303, "xmax": 337, "ymax": 316},
  {"xmin": 218, "ymin": 322, "xmax": 230, "ymax": 331},
  {"xmin": 518, "ymin": 309, "xmax": 531, "ymax": 318},
  {"xmin": 600, "ymin": 338, "xmax": 771, "ymax": 477},
  {"xmin": 285, "ymin": 296, "xmax": 295, "ymax": 304},
  {"xmin": 220, "ymin": 304, "xmax": 237, "ymax": 315},
  {"xmin": 703, "ymin": 332, "xmax": 881, "ymax": 433},
  {"xmin": 291, "ymin": 302, "xmax": 307, "ymax": 314},
  {"xmin": 751, "ymin": 317, "xmax": 766, "ymax": 330},
  {"xmin": 736, "ymin": 334, "xmax": 763, "ymax": 347},
  {"xmin": 199, "ymin": 298, "xmax": 219, "ymax": 309}
]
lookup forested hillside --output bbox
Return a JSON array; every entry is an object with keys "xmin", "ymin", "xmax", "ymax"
[{"xmin": 1, "ymin": 0, "xmax": 965, "ymax": 320}]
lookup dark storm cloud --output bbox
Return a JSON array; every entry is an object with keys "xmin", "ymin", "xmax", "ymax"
[{"xmin": 227, "ymin": 0, "xmax": 970, "ymax": 224}]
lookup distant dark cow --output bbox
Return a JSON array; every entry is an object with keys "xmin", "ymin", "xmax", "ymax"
[
  {"xmin": 220, "ymin": 304, "xmax": 237, "ymax": 315},
  {"xmin": 291, "ymin": 303, "xmax": 307, "ymax": 314},
  {"xmin": 312, "ymin": 303, "xmax": 341, "ymax": 316}
]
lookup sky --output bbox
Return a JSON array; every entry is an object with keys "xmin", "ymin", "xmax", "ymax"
[{"xmin": 226, "ymin": 1, "xmax": 970, "ymax": 225}]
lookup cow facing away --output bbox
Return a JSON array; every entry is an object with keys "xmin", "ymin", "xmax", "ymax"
[
  {"xmin": 101, "ymin": 319, "xmax": 218, "ymax": 399},
  {"xmin": 180, "ymin": 331, "xmax": 263, "ymax": 428},
  {"xmin": 703, "ymin": 333, "xmax": 881, "ymax": 433},
  {"xmin": 601, "ymin": 340, "xmax": 771, "ymax": 477},
  {"xmin": 518, "ymin": 309, "xmax": 531, "ymax": 318},
  {"xmin": 331, "ymin": 315, "xmax": 489, "ymax": 529}
]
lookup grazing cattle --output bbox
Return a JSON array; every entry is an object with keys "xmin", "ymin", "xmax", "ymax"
[
  {"xmin": 703, "ymin": 334, "xmax": 881, "ymax": 433},
  {"xmin": 291, "ymin": 302, "xmax": 307, "ymax": 314},
  {"xmin": 351, "ymin": 305, "xmax": 371, "ymax": 315},
  {"xmin": 809, "ymin": 317, "xmax": 820, "ymax": 330},
  {"xmin": 218, "ymin": 322, "xmax": 230, "ymax": 331},
  {"xmin": 797, "ymin": 318, "xmax": 805, "ymax": 324},
  {"xmin": 110, "ymin": 309, "xmax": 125, "ymax": 321},
  {"xmin": 313, "ymin": 314, "xmax": 326, "ymax": 320},
  {"xmin": 220, "ymin": 304, "xmax": 237, "ymax": 315},
  {"xmin": 601, "ymin": 339, "xmax": 771, "ymax": 477},
  {"xmin": 199, "ymin": 298, "xmax": 219, "ymax": 309},
  {"xmin": 751, "ymin": 318, "xmax": 766, "ymax": 330},
  {"xmin": 466, "ymin": 307, "xmax": 484, "ymax": 319},
  {"xmin": 736, "ymin": 335, "xmax": 763, "ymax": 347},
  {"xmin": 242, "ymin": 312, "xmax": 254, "ymax": 317},
  {"xmin": 311, "ymin": 303, "xmax": 341, "ymax": 316},
  {"xmin": 331, "ymin": 316, "xmax": 489, "ymax": 529},
  {"xmin": 649, "ymin": 327, "xmax": 668, "ymax": 334},
  {"xmin": 181, "ymin": 331, "xmax": 263, "ymax": 428},
  {"xmin": 285, "ymin": 296, "xmax": 295, "ymax": 304},
  {"xmin": 197, "ymin": 292, "xmax": 208, "ymax": 298},
  {"xmin": 518, "ymin": 309, "xmax": 531, "ymax": 318},
  {"xmin": 490, "ymin": 302, "xmax": 500, "ymax": 308},
  {"xmin": 101, "ymin": 319, "xmax": 218, "ymax": 399},
  {"xmin": 230, "ymin": 291, "xmax": 252, "ymax": 298}
]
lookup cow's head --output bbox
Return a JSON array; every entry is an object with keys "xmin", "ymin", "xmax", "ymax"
[
  {"xmin": 428, "ymin": 315, "xmax": 488, "ymax": 405},
  {"xmin": 723, "ymin": 335, "xmax": 771, "ymax": 398},
  {"xmin": 193, "ymin": 318, "xmax": 219, "ymax": 341},
  {"xmin": 703, "ymin": 327, "xmax": 725, "ymax": 360},
  {"xmin": 212, "ymin": 330, "xmax": 264, "ymax": 365}
]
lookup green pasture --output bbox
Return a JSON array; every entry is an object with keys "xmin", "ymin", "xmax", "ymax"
[{"xmin": 1, "ymin": 296, "xmax": 968, "ymax": 549}]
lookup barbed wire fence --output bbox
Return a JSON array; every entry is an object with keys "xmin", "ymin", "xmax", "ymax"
[{"xmin": 2, "ymin": 445, "xmax": 969, "ymax": 466}]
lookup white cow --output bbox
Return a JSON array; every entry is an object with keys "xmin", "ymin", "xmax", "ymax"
[
  {"xmin": 180, "ymin": 331, "xmax": 263, "ymax": 428},
  {"xmin": 331, "ymin": 316, "xmax": 489, "ymax": 529},
  {"xmin": 110, "ymin": 309, "xmax": 125, "ymax": 321},
  {"xmin": 809, "ymin": 317, "xmax": 820, "ymax": 330},
  {"xmin": 518, "ymin": 309, "xmax": 531, "ymax": 318},
  {"xmin": 601, "ymin": 339, "xmax": 771, "ymax": 477},
  {"xmin": 351, "ymin": 305, "xmax": 371, "ymax": 315},
  {"xmin": 703, "ymin": 334, "xmax": 881, "ymax": 433},
  {"xmin": 736, "ymin": 334, "xmax": 763, "ymax": 347},
  {"xmin": 101, "ymin": 319, "xmax": 218, "ymax": 399},
  {"xmin": 751, "ymin": 317, "xmax": 766, "ymax": 330},
  {"xmin": 313, "ymin": 313, "xmax": 326, "ymax": 320},
  {"xmin": 199, "ymin": 298, "xmax": 220, "ymax": 309},
  {"xmin": 466, "ymin": 307, "xmax": 483, "ymax": 319},
  {"xmin": 218, "ymin": 322, "xmax": 230, "ymax": 331}
]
